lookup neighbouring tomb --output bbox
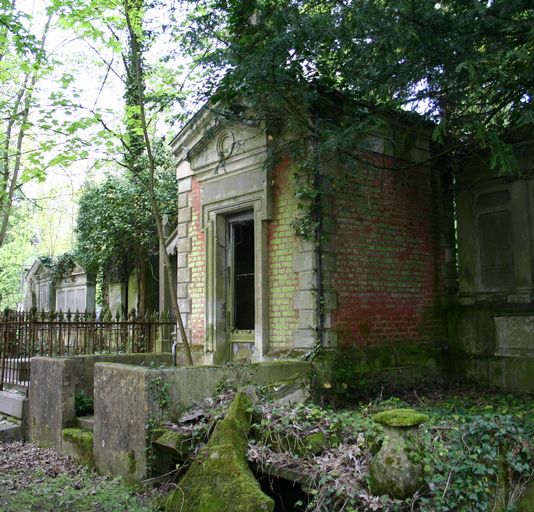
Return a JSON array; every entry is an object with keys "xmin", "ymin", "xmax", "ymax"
[
  {"xmin": 24, "ymin": 258, "xmax": 96, "ymax": 313},
  {"xmin": 450, "ymin": 139, "xmax": 534, "ymax": 393}
]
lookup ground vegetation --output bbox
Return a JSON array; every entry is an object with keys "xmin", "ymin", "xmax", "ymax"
[
  {"xmin": 158, "ymin": 383, "xmax": 534, "ymax": 512},
  {"xmin": 0, "ymin": 441, "xmax": 159, "ymax": 511}
]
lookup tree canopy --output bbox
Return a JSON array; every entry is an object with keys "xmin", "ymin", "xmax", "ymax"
[
  {"xmin": 74, "ymin": 141, "xmax": 177, "ymax": 283},
  {"xmin": 184, "ymin": 0, "xmax": 534, "ymax": 171}
]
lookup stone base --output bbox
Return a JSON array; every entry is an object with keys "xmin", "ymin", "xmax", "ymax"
[{"xmin": 0, "ymin": 421, "xmax": 21, "ymax": 443}]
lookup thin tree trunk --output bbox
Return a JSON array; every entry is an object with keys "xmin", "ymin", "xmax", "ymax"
[
  {"xmin": 0, "ymin": 15, "xmax": 52, "ymax": 247},
  {"xmin": 123, "ymin": 1, "xmax": 193, "ymax": 365}
]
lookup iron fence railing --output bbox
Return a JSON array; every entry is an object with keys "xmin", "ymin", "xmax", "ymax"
[{"xmin": 0, "ymin": 309, "xmax": 175, "ymax": 389}]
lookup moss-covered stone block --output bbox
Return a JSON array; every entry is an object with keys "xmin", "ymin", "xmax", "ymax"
[
  {"xmin": 165, "ymin": 391, "xmax": 273, "ymax": 512},
  {"xmin": 368, "ymin": 410, "xmax": 428, "ymax": 501},
  {"xmin": 368, "ymin": 426, "xmax": 424, "ymax": 499},
  {"xmin": 62, "ymin": 427, "xmax": 94, "ymax": 467},
  {"xmin": 372, "ymin": 408, "xmax": 429, "ymax": 427},
  {"xmin": 313, "ymin": 345, "xmax": 441, "ymax": 403},
  {"xmin": 154, "ymin": 428, "xmax": 192, "ymax": 456}
]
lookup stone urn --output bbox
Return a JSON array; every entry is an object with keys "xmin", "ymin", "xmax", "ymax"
[{"xmin": 368, "ymin": 408, "xmax": 429, "ymax": 499}]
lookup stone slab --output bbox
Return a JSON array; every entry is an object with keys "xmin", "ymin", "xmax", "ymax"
[
  {"xmin": 0, "ymin": 390, "xmax": 27, "ymax": 419},
  {"xmin": 76, "ymin": 416, "xmax": 94, "ymax": 432},
  {"xmin": 0, "ymin": 422, "xmax": 21, "ymax": 443},
  {"xmin": 494, "ymin": 315, "xmax": 534, "ymax": 357},
  {"xmin": 202, "ymin": 169, "xmax": 264, "ymax": 204}
]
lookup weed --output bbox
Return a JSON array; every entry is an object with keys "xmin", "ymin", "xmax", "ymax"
[{"xmin": 74, "ymin": 391, "xmax": 93, "ymax": 416}]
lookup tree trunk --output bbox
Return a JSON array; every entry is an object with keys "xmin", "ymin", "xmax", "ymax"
[{"xmin": 123, "ymin": 0, "xmax": 193, "ymax": 365}]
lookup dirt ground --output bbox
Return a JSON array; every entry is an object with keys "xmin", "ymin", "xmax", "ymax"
[{"xmin": 0, "ymin": 441, "xmax": 158, "ymax": 512}]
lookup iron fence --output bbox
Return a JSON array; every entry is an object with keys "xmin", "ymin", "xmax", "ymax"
[{"xmin": 0, "ymin": 309, "xmax": 175, "ymax": 389}]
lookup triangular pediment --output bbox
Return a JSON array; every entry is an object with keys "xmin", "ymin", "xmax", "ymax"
[{"xmin": 171, "ymin": 103, "xmax": 266, "ymax": 177}]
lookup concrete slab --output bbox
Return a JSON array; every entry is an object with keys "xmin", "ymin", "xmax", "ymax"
[
  {"xmin": 0, "ymin": 390, "xmax": 27, "ymax": 419},
  {"xmin": 76, "ymin": 416, "xmax": 94, "ymax": 432},
  {"xmin": 0, "ymin": 421, "xmax": 21, "ymax": 443}
]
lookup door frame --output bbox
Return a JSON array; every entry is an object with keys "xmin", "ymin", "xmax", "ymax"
[{"xmin": 205, "ymin": 201, "xmax": 269, "ymax": 364}]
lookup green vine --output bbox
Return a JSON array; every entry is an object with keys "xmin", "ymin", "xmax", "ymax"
[{"xmin": 39, "ymin": 252, "xmax": 77, "ymax": 284}]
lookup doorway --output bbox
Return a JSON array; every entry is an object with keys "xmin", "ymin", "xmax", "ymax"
[{"xmin": 226, "ymin": 212, "xmax": 255, "ymax": 359}]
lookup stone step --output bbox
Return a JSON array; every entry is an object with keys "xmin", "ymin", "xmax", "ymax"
[
  {"xmin": 76, "ymin": 416, "xmax": 94, "ymax": 432},
  {"xmin": 0, "ymin": 390, "xmax": 27, "ymax": 419},
  {"xmin": 0, "ymin": 420, "xmax": 21, "ymax": 443}
]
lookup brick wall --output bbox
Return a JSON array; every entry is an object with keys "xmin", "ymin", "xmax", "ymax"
[
  {"xmin": 330, "ymin": 155, "xmax": 446, "ymax": 348},
  {"xmin": 188, "ymin": 178, "xmax": 205, "ymax": 345},
  {"xmin": 268, "ymin": 158, "xmax": 300, "ymax": 351}
]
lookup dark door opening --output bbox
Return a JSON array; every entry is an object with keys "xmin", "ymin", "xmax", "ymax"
[{"xmin": 228, "ymin": 215, "xmax": 255, "ymax": 332}]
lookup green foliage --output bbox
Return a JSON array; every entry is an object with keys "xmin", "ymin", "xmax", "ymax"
[
  {"xmin": 184, "ymin": 0, "xmax": 534, "ymax": 172},
  {"xmin": 0, "ymin": 203, "xmax": 35, "ymax": 309},
  {"xmin": 244, "ymin": 388, "xmax": 534, "ymax": 511},
  {"xmin": 74, "ymin": 391, "xmax": 94, "ymax": 416},
  {"xmin": 0, "ymin": 468, "xmax": 153, "ymax": 512},
  {"xmin": 40, "ymin": 252, "xmax": 77, "ymax": 284},
  {"xmin": 417, "ymin": 412, "xmax": 533, "ymax": 511},
  {"xmin": 149, "ymin": 374, "xmax": 170, "ymax": 412},
  {"xmin": 74, "ymin": 142, "xmax": 177, "ymax": 282}
]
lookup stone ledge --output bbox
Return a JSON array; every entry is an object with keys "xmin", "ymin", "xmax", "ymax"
[
  {"xmin": 0, "ymin": 390, "xmax": 27, "ymax": 419},
  {"xmin": 0, "ymin": 422, "xmax": 21, "ymax": 443},
  {"xmin": 293, "ymin": 329, "xmax": 316, "ymax": 349}
]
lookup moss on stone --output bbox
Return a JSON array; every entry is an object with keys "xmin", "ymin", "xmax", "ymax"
[
  {"xmin": 154, "ymin": 429, "xmax": 189, "ymax": 450},
  {"xmin": 62, "ymin": 428, "xmax": 93, "ymax": 466},
  {"xmin": 165, "ymin": 391, "xmax": 273, "ymax": 512},
  {"xmin": 369, "ymin": 426, "xmax": 423, "ymax": 499},
  {"xmin": 128, "ymin": 450, "xmax": 137, "ymax": 475},
  {"xmin": 372, "ymin": 408, "xmax": 429, "ymax": 427},
  {"xmin": 258, "ymin": 428, "xmax": 330, "ymax": 456},
  {"xmin": 313, "ymin": 345, "xmax": 441, "ymax": 404}
]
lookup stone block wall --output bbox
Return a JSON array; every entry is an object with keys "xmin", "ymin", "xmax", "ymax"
[
  {"xmin": 448, "ymin": 304, "xmax": 534, "ymax": 394},
  {"xmin": 176, "ymin": 176, "xmax": 206, "ymax": 347},
  {"xmin": 450, "ymin": 147, "xmax": 534, "ymax": 394},
  {"xmin": 29, "ymin": 354, "xmax": 172, "ymax": 450},
  {"xmin": 93, "ymin": 361, "xmax": 311, "ymax": 481},
  {"xmin": 330, "ymin": 152, "xmax": 449, "ymax": 348}
]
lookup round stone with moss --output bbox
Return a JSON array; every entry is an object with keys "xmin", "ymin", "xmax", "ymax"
[{"xmin": 372, "ymin": 408, "xmax": 429, "ymax": 427}]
